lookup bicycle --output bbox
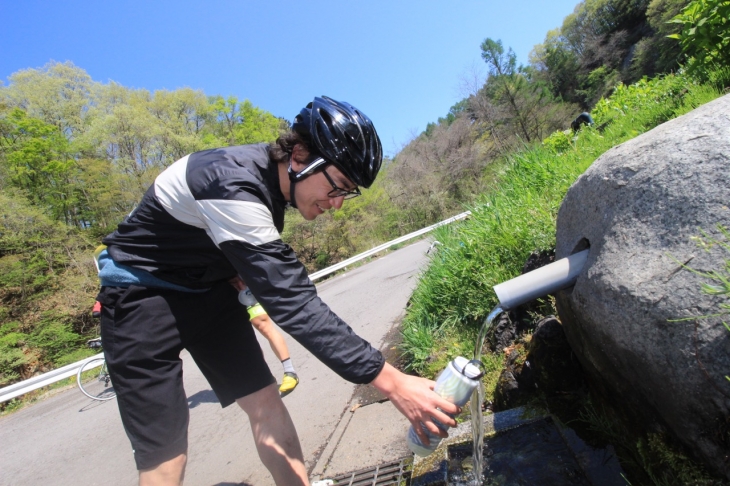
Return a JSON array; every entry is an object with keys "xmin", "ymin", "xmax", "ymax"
[{"xmin": 76, "ymin": 338, "xmax": 116, "ymax": 401}]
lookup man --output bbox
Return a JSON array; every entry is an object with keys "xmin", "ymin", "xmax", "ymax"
[{"xmin": 97, "ymin": 96, "xmax": 458, "ymax": 485}]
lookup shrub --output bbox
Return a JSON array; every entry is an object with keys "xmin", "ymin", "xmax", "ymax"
[
  {"xmin": 542, "ymin": 130, "xmax": 573, "ymax": 153},
  {"xmin": 668, "ymin": 0, "xmax": 730, "ymax": 81}
]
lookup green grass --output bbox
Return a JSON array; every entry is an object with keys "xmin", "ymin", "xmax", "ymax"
[{"xmin": 400, "ymin": 72, "xmax": 723, "ymax": 382}]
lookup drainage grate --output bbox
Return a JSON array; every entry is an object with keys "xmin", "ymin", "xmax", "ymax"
[{"xmin": 327, "ymin": 457, "xmax": 412, "ymax": 485}]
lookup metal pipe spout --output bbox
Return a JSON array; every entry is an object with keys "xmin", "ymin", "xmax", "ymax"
[{"xmin": 493, "ymin": 249, "xmax": 588, "ymax": 310}]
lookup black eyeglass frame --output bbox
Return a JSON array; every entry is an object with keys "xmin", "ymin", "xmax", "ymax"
[
  {"xmin": 321, "ymin": 169, "xmax": 361, "ymax": 199},
  {"xmin": 289, "ymin": 156, "xmax": 361, "ymax": 199}
]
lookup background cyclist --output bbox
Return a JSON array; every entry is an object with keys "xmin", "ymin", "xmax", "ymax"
[{"xmin": 230, "ymin": 275, "xmax": 299, "ymax": 396}]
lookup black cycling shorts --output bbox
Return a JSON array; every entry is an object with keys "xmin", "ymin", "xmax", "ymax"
[{"xmin": 97, "ymin": 281, "xmax": 275, "ymax": 470}]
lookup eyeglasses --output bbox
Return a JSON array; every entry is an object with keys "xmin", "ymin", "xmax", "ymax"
[
  {"xmin": 322, "ymin": 169, "xmax": 361, "ymax": 199},
  {"xmin": 289, "ymin": 155, "xmax": 361, "ymax": 199}
]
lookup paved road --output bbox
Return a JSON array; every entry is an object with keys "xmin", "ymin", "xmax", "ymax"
[{"xmin": 0, "ymin": 239, "xmax": 432, "ymax": 486}]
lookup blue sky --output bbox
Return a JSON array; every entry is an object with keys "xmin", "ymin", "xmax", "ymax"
[{"xmin": 1, "ymin": 0, "xmax": 580, "ymax": 156}]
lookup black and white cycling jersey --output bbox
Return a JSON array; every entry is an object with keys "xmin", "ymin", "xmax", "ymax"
[{"xmin": 103, "ymin": 143, "xmax": 384, "ymax": 384}]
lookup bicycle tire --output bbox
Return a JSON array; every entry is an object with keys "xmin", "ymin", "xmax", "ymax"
[{"xmin": 77, "ymin": 357, "xmax": 116, "ymax": 401}]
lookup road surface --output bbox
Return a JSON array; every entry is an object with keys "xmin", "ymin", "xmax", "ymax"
[{"xmin": 0, "ymin": 239, "xmax": 432, "ymax": 486}]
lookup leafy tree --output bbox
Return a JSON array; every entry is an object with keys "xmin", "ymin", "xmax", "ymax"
[
  {"xmin": 86, "ymin": 85, "xmax": 166, "ymax": 195},
  {"xmin": 529, "ymin": 0, "xmax": 673, "ymax": 106},
  {"xmin": 0, "ymin": 190, "xmax": 97, "ymax": 384},
  {"xmin": 149, "ymin": 88, "xmax": 212, "ymax": 160},
  {"xmin": 630, "ymin": 0, "xmax": 690, "ymax": 78},
  {"xmin": 75, "ymin": 156, "xmax": 128, "ymax": 236},
  {"xmin": 0, "ymin": 108, "xmax": 82, "ymax": 225},
  {"xmin": 236, "ymin": 99, "xmax": 284, "ymax": 144},
  {"xmin": 668, "ymin": 0, "xmax": 730, "ymax": 80},
  {"xmin": 480, "ymin": 39, "xmax": 534, "ymax": 141},
  {"xmin": 530, "ymin": 29, "xmax": 582, "ymax": 101},
  {"xmin": 2, "ymin": 61, "xmax": 93, "ymax": 137},
  {"xmin": 208, "ymin": 96, "xmax": 283, "ymax": 146},
  {"xmin": 480, "ymin": 38, "xmax": 576, "ymax": 142}
]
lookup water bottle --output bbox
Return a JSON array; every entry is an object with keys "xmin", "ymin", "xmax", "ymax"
[
  {"xmin": 238, "ymin": 288, "xmax": 257, "ymax": 307},
  {"xmin": 407, "ymin": 356, "xmax": 484, "ymax": 457}
]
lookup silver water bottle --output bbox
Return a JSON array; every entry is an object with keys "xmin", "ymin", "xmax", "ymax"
[{"xmin": 407, "ymin": 356, "xmax": 484, "ymax": 457}]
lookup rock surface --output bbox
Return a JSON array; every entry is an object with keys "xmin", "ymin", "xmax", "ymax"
[
  {"xmin": 493, "ymin": 316, "xmax": 585, "ymax": 412},
  {"xmin": 555, "ymin": 94, "xmax": 730, "ymax": 477}
]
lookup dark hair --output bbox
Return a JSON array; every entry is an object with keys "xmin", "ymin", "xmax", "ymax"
[{"xmin": 269, "ymin": 131, "xmax": 311, "ymax": 164}]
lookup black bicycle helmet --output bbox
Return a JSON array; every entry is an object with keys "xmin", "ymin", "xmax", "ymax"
[{"xmin": 292, "ymin": 96, "xmax": 382, "ymax": 188}]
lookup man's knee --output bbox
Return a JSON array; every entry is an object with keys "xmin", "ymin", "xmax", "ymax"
[
  {"xmin": 139, "ymin": 453, "xmax": 187, "ymax": 486},
  {"xmin": 236, "ymin": 383, "xmax": 282, "ymax": 419},
  {"xmin": 251, "ymin": 319, "xmax": 267, "ymax": 335}
]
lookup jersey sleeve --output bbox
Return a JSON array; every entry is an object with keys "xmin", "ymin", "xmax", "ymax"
[{"xmin": 220, "ymin": 238, "xmax": 385, "ymax": 384}]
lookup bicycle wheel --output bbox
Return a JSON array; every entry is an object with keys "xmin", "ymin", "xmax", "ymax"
[{"xmin": 77, "ymin": 357, "xmax": 116, "ymax": 401}]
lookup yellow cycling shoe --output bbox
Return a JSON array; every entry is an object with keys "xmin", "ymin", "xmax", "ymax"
[{"xmin": 279, "ymin": 372, "xmax": 299, "ymax": 397}]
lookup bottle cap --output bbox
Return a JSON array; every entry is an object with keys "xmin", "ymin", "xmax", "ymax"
[{"xmin": 453, "ymin": 356, "xmax": 484, "ymax": 379}]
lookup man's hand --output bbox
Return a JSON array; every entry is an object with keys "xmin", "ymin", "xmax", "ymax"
[
  {"xmin": 370, "ymin": 362, "xmax": 460, "ymax": 445},
  {"xmin": 228, "ymin": 275, "xmax": 246, "ymax": 292}
]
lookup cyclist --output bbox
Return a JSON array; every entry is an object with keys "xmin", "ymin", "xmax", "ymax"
[
  {"xmin": 230, "ymin": 275, "xmax": 299, "ymax": 396},
  {"xmin": 96, "ymin": 96, "xmax": 459, "ymax": 486}
]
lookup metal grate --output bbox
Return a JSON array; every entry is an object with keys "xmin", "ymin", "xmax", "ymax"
[{"xmin": 328, "ymin": 458, "xmax": 412, "ymax": 486}]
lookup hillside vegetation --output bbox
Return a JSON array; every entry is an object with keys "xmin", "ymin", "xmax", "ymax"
[
  {"xmin": 397, "ymin": 0, "xmax": 729, "ymax": 482},
  {"xmin": 398, "ymin": 0, "xmax": 730, "ymax": 391},
  {"xmin": 1, "ymin": 0, "xmax": 728, "ymax": 411}
]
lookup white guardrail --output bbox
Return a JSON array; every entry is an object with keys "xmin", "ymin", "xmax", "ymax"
[
  {"xmin": 0, "ymin": 353, "xmax": 104, "ymax": 403},
  {"xmin": 0, "ymin": 210, "xmax": 471, "ymax": 403}
]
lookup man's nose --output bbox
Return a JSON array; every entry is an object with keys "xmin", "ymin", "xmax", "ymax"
[{"xmin": 329, "ymin": 195, "xmax": 345, "ymax": 209}]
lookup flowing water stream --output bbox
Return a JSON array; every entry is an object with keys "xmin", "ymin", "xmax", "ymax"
[{"xmin": 465, "ymin": 305, "xmax": 505, "ymax": 485}]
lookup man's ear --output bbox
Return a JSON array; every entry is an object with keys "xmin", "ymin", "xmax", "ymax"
[{"xmin": 290, "ymin": 144, "xmax": 311, "ymax": 170}]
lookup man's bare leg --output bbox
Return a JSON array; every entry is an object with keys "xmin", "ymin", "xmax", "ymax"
[
  {"xmin": 236, "ymin": 383, "xmax": 308, "ymax": 485},
  {"xmin": 139, "ymin": 453, "xmax": 187, "ymax": 486}
]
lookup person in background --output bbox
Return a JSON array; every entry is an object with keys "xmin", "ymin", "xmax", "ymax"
[
  {"xmin": 571, "ymin": 111, "xmax": 594, "ymax": 132},
  {"xmin": 230, "ymin": 275, "xmax": 299, "ymax": 396},
  {"xmin": 91, "ymin": 300, "xmax": 102, "ymax": 318}
]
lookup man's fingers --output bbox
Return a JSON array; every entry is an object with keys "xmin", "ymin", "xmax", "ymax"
[
  {"xmin": 435, "ymin": 407, "xmax": 459, "ymax": 428},
  {"xmin": 414, "ymin": 423, "xmax": 431, "ymax": 446},
  {"xmin": 416, "ymin": 416, "xmax": 450, "ymax": 438},
  {"xmin": 434, "ymin": 397, "xmax": 460, "ymax": 416},
  {"xmin": 228, "ymin": 275, "xmax": 245, "ymax": 291}
]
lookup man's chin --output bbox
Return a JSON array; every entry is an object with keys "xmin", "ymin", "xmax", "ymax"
[{"xmin": 299, "ymin": 209, "xmax": 317, "ymax": 221}]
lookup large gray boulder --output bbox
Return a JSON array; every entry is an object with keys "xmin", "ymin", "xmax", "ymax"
[{"xmin": 555, "ymin": 94, "xmax": 730, "ymax": 477}]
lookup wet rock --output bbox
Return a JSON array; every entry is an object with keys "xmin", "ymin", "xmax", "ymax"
[
  {"xmin": 522, "ymin": 249, "xmax": 555, "ymax": 274},
  {"xmin": 556, "ymin": 93, "xmax": 730, "ymax": 479},
  {"xmin": 493, "ymin": 367, "xmax": 524, "ymax": 411},
  {"xmin": 528, "ymin": 316, "xmax": 585, "ymax": 393},
  {"xmin": 494, "ymin": 345, "xmax": 534, "ymax": 410},
  {"xmin": 489, "ymin": 312, "xmax": 516, "ymax": 352},
  {"xmin": 493, "ymin": 316, "xmax": 585, "ymax": 411}
]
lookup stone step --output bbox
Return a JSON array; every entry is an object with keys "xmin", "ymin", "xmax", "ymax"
[{"xmin": 412, "ymin": 407, "xmax": 624, "ymax": 486}]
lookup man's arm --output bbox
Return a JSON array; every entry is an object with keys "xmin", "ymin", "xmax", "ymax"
[
  {"xmin": 370, "ymin": 362, "xmax": 460, "ymax": 444},
  {"xmin": 221, "ymin": 239, "xmax": 385, "ymax": 384},
  {"xmin": 224, "ymin": 242, "xmax": 459, "ymax": 440}
]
